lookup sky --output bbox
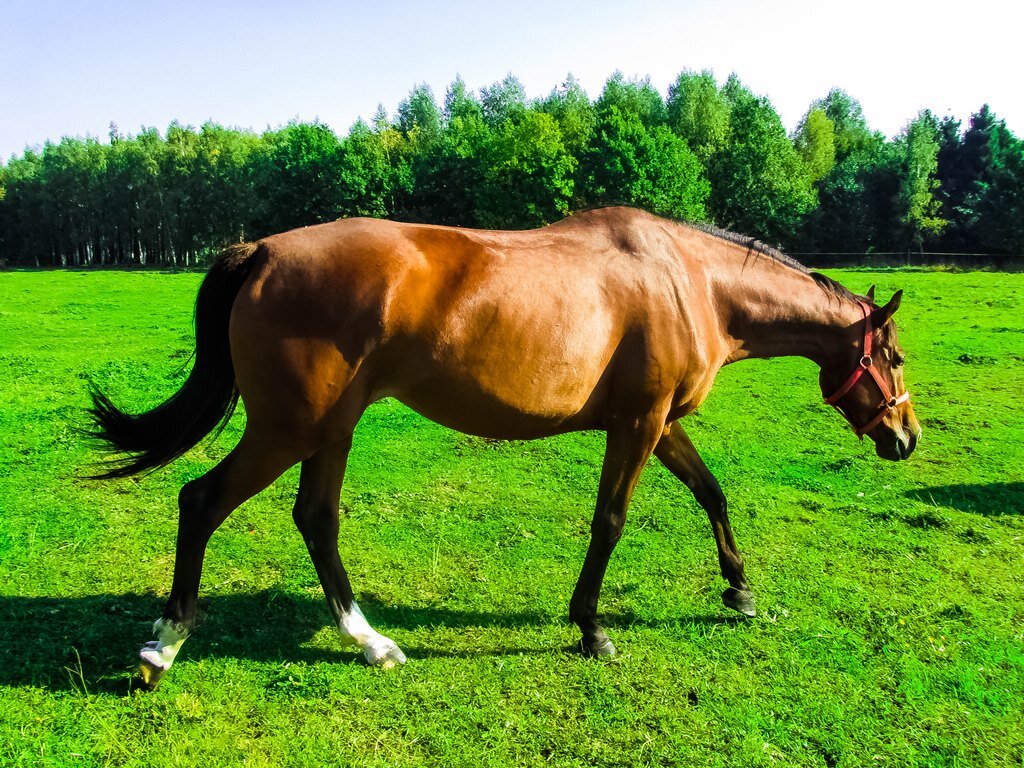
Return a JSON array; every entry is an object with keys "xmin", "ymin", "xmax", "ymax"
[{"xmin": 2, "ymin": 0, "xmax": 1020, "ymax": 160}]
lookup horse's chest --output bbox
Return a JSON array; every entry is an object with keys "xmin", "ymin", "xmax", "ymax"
[{"xmin": 667, "ymin": 368, "xmax": 719, "ymax": 421}]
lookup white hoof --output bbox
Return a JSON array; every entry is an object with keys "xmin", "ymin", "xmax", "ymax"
[
  {"xmin": 137, "ymin": 619, "xmax": 188, "ymax": 682},
  {"xmin": 137, "ymin": 621, "xmax": 188, "ymax": 689},
  {"xmin": 337, "ymin": 602, "xmax": 406, "ymax": 668},
  {"xmin": 364, "ymin": 641, "xmax": 407, "ymax": 669},
  {"xmin": 139, "ymin": 642, "xmax": 171, "ymax": 671}
]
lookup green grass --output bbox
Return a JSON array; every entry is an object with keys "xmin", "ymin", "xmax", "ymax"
[{"xmin": 0, "ymin": 269, "xmax": 1021, "ymax": 767}]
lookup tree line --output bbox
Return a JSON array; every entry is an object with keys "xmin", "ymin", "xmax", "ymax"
[{"xmin": 1, "ymin": 71, "xmax": 1021, "ymax": 267}]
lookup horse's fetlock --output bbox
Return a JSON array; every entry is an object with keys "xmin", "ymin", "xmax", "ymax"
[{"xmin": 568, "ymin": 598, "xmax": 588, "ymax": 626}]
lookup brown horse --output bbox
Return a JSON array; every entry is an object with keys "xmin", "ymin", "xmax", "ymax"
[{"xmin": 88, "ymin": 207, "xmax": 920, "ymax": 687}]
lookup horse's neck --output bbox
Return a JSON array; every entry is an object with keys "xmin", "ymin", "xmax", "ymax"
[{"xmin": 715, "ymin": 264, "xmax": 860, "ymax": 367}]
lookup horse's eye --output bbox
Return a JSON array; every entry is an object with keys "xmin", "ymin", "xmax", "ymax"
[{"xmin": 893, "ymin": 353, "xmax": 905, "ymax": 368}]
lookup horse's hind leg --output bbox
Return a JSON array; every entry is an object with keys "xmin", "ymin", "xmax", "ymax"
[
  {"xmin": 292, "ymin": 437, "xmax": 406, "ymax": 667},
  {"xmin": 654, "ymin": 421, "xmax": 756, "ymax": 617},
  {"xmin": 137, "ymin": 429, "xmax": 300, "ymax": 688}
]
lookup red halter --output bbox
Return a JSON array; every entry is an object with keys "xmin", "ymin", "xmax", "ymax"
[{"xmin": 823, "ymin": 302, "xmax": 910, "ymax": 438}]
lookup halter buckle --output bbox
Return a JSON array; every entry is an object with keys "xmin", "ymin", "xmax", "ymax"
[{"xmin": 859, "ymin": 355, "xmax": 872, "ymax": 369}]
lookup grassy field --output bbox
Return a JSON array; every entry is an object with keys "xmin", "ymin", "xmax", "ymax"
[{"xmin": 0, "ymin": 268, "xmax": 1021, "ymax": 767}]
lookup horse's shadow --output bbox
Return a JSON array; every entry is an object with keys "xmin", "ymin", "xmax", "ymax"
[
  {"xmin": 0, "ymin": 592, "xmax": 736, "ymax": 693},
  {"xmin": 904, "ymin": 481, "xmax": 1023, "ymax": 516}
]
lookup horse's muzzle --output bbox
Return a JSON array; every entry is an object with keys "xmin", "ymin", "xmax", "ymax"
[{"xmin": 877, "ymin": 427, "xmax": 919, "ymax": 461}]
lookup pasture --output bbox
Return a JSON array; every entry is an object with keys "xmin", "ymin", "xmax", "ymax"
[{"xmin": 0, "ymin": 268, "xmax": 1021, "ymax": 767}]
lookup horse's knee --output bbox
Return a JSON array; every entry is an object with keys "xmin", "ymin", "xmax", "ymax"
[
  {"xmin": 178, "ymin": 479, "xmax": 204, "ymax": 516},
  {"xmin": 703, "ymin": 487, "xmax": 727, "ymax": 518},
  {"xmin": 292, "ymin": 499, "xmax": 337, "ymax": 540},
  {"xmin": 591, "ymin": 510, "xmax": 626, "ymax": 548},
  {"xmin": 592, "ymin": 527, "xmax": 624, "ymax": 549},
  {"xmin": 177, "ymin": 477, "xmax": 224, "ymax": 540}
]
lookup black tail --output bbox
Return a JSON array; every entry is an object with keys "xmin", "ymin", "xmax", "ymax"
[{"xmin": 86, "ymin": 243, "xmax": 261, "ymax": 479}]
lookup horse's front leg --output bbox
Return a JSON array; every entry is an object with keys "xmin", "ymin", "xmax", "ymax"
[
  {"xmin": 569, "ymin": 412, "xmax": 666, "ymax": 657},
  {"xmin": 654, "ymin": 421, "xmax": 756, "ymax": 617}
]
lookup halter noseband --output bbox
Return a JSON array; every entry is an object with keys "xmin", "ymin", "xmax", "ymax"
[{"xmin": 823, "ymin": 302, "xmax": 910, "ymax": 438}]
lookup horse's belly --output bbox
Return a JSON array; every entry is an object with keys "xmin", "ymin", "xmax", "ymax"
[
  {"xmin": 375, "ymin": 264, "xmax": 621, "ymax": 438},
  {"xmin": 378, "ymin": 348, "xmax": 610, "ymax": 439}
]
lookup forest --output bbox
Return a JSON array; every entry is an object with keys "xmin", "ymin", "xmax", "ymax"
[{"xmin": 1, "ymin": 71, "xmax": 1021, "ymax": 267}]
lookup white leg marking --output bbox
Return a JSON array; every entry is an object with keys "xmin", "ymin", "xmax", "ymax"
[
  {"xmin": 139, "ymin": 618, "xmax": 189, "ymax": 671},
  {"xmin": 338, "ymin": 603, "xmax": 406, "ymax": 668}
]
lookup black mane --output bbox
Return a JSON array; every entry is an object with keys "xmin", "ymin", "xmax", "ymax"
[{"xmin": 680, "ymin": 221, "xmax": 866, "ymax": 304}]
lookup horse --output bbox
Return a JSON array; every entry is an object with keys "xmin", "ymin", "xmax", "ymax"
[{"xmin": 87, "ymin": 206, "xmax": 920, "ymax": 687}]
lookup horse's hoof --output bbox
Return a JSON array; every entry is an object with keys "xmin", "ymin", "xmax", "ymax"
[
  {"xmin": 723, "ymin": 587, "xmax": 757, "ymax": 617},
  {"xmin": 136, "ymin": 657, "xmax": 167, "ymax": 690},
  {"xmin": 579, "ymin": 636, "xmax": 617, "ymax": 658},
  {"xmin": 364, "ymin": 642, "xmax": 407, "ymax": 669}
]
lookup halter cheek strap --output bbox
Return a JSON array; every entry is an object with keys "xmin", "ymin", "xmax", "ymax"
[{"xmin": 823, "ymin": 302, "xmax": 910, "ymax": 438}]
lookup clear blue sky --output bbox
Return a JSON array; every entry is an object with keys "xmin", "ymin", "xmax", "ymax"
[{"xmin": 3, "ymin": 0, "xmax": 1019, "ymax": 160}]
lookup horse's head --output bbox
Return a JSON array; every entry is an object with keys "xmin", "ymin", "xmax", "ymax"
[{"xmin": 820, "ymin": 287, "xmax": 921, "ymax": 461}]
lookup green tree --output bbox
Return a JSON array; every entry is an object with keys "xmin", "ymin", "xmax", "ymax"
[
  {"xmin": 196, "ymin": 122, "xmax": 260, "ymax": 250},
  {"xmin": 105, "ymin": 127, "xmax": 167, "ymax": 264},
  {"xmin": 161, "ymin": 122, "xmax": 205, "ymax": 264},
  {"xmin": 594, "ymin": 72, "xmax": 666, "ymax": 127},
  {"xmin": 935, "ymin": 115, "xmax": 968, "ymax": 249},
  {"xmin": 793, "ymin": 91, "xmax": 899, "ymax": 256},
  {"xmin": 720, "ymin": 73, "xmax": 755, "ymax": 108},
  {"xmin": 936, "ymin": 105, "xmax": 1024, "ymax": 257},
  {"xmin": 536, "ymin": 74, "xmax": 596, "ymax": 156},
  {"xmin": 898, "ymin": 110, "xmax": 946, "ymax": 252},
  {"xmin": 403, "ymin": 78, "xmax": 489, "ymax": 225},
  {"xmin": 1, "ymin": 150, "xmax": 47, "ymax": 264},
  {"xmin": 480, "ymin": 75, "xmax": 527, "ymax": 127},
  {"xmin": 444, "ymin": 76, "xmax": 484, "ymax": 123},
  {"xmin": 793, "ymin": 107, "xmax": 837, "ymax": 184},
  {"xmin": 974, "ymin": 132, "xmax": 1024, "ymax": 256},
  {"xmin": 666, "ymin": 69, "xmax": 731, "ymax": 165},
  {"xmin": 414, "ymin": 127, "xmax": 488, "ymax": 227},
  {"xmin": 337, "ymin": 119, "xmax": 400, "ymax": 218},
  {"xmin": 813, "ymin": 89, "xmax": 878, "ymax": 162},
  {"xmin": 37, "ymin": 137, "xmax": 111, "ymax": 266},
  {"xmin": 249, "ymin": 121, "xmax": 345, "ymax": 237},
  {"xmin": 474, "ymin": 111, "xmax": 576, "ymax": 228},
  {"xmin": 708, "ymin": 93, "xmax": 816, "ymax": 243},
  {"xmin": 3, "ymin": 71, "xmax": 1019, "ymax": 268},
  {"xmin": 581, "ymin": 103, "xmax": 709, "ymax": 221},
  {"xmin": 795, "ymin": 138, "xmax": 902, "ymax": 256},
  {"xmin": 396, "ymin": 83, "xmax": 442, "ymax": 142}
]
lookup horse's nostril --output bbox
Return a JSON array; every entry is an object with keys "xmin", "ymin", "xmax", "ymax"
[
  {"xmin": 896, "ymin": 432, "xmax": 915, "ymax": 460},
  {"xmin": 903, "ymin": 429, "xmax": 919, "ymax": 458}
]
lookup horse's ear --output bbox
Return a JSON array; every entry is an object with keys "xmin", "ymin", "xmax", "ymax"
[
  {"xmin": 866, "ymin": 284, "xmax": 876, "ymax": 302},
  {"xmin": 872, "ymin": 289, "xmax": 902, "ymax": 325}
]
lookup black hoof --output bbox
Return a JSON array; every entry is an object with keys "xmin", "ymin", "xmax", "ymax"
[
  {"xmin": 579, "ymin": 636, "xmax": 617, "ymax": 658},
  {"xmin": 722, "ymin": 587, "xmax": 757, "ymax": 618},
  {"xmin": 136, "ymin": 658, "xmax": 167, "ymax": 691}
]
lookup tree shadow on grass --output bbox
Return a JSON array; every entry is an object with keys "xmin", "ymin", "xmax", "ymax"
[
  {"xmin": 0, "ymin": 591, "xmax": 740, "ymax": 693},
  {"xmin": 905, "ymin": 481, "xmax": 1024, "ymax": 515}
]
